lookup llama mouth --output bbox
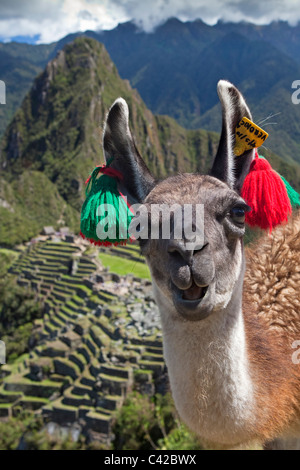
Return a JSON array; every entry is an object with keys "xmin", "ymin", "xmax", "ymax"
[
  {"xmin": 181, "ymin": 282, "xmax": 209, "ymax": 301},
  {"xmin": 171, "ymin": 281, "xmax": 212, "ymax": 321}
]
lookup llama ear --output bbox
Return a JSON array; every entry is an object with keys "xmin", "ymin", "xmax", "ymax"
[
  {"xmin": 103, "ymin": 98, "xmax": 155, "ymax": 203},
  {"xmin": 210, "ymin": 80, "xmax": 255, "ymax": 192}
]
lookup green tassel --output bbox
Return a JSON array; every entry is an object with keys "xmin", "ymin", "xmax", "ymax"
[
  {"xmin": 80, "ymin": 166, "xmax": 133, "ymax": 246},
  {"xmin": 258, "ymin": 155, "xmax": 300, "ymax": 209},
  {"xmin": 279, "ymin": 175, "xmax": 300, "ymax": 209}
]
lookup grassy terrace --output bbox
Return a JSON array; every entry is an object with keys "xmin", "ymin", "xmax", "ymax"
[{"xmin": 99, "ymin": 252, "xmax": 150, "ymax": 279}]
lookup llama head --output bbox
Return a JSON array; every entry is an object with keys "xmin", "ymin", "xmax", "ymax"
[{"xmin": 103, "ymin": 81, "xmax": 254, "ymax": 322}]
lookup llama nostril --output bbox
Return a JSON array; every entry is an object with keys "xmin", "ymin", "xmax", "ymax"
[
  {"xmin": 168, "ymin": 240, "xmax": 209, "ymax": 262},
  {"xmin": 168, "ymin": 241, "xmax": 192, "ymax": 263}
]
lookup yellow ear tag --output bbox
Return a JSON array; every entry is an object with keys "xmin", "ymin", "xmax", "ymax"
[{"xmin": 234, "ymin": 117, "xmax": 269, "ymax": 156}]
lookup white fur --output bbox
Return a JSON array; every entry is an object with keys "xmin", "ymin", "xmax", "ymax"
[
  {"xmin": 152, "ymin": 254, "xmax": 256, "ymax": 446},
  {"xmin": 212, "ymin": 237, "xmax": 243, "ymax": 312}
]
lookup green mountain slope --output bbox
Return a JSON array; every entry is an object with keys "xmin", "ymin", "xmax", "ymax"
[
  {"xmin": 0, "ymin": 172, "xmax": 78, "ymax": 246},
  {"xmin": 0, "ymin": 42, "xmax": 56, "ymax": 137},
  {"xmin": 0, "ymin": 171, "xmax": 79, "ymax": 246}
]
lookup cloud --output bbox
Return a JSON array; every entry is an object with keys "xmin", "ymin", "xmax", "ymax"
[
  {"xmin": 0, "ymin": 0, "xmax": 300, "ymax": 44},
  {"xmin": 0, "ymin": 0, "xmax": 128, "ymax": 43},
  {"xmin": 0, "ymin": 0, "xmax": 61, "ymax": 20},
  {"xmin": 114, "ymin": 0, "xmax": 300, "ymax": 30}
]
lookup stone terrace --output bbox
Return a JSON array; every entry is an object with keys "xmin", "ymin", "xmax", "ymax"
[{"xmin": 0, "ymin": 236, "xmax": 165, "ymax": 442}]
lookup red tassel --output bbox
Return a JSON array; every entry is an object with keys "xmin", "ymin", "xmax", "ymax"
[
  {"xmin": 79, "ymin": 231, "xmax": 134, "ymax": 247},
  {"xmin": 241, "ymin": 152, "xmax": 292, "ymax": 231},
  {"xmin": 85, "ymin": 165, "xmax": 124, "ymax": 185}
]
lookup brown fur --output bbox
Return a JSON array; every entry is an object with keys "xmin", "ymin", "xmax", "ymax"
[{"xmin": 243, "ymin": 211, "xmax": 300, "ymax": 442}]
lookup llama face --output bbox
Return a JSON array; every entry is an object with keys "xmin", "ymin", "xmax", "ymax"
[
  {"xmin": 138, "ymin": 173, "xmax": 248, "ymax": 321},
  {"xmin": 102, "ymin": 81, "xmax": 255, "ymax": 321}
]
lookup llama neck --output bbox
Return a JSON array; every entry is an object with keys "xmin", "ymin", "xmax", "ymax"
[{"xmin": 152, "ymin": 267, "xmax": 256, "ymax": 445}]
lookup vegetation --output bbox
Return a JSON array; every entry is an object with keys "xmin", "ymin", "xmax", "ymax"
[
  {"xmin": 0, "ymin": 42, "xmax": 56, "ymax": 138},
  {"xmin": 0, "ymin": 393, "xmax": 202, "ymax": 450},
  {"xmin": 99, "ymin": 252, "xmax": 151, "ymax": 279},
  {"xmin": 0, "ymin": 278, "xmax": 42, "ymax": 334},
  {"xmin": 0, "ymin": 249, "xmax": 18, "ymax": 277},
  {"xmin": 0, "ymin": 172, "xmax": 79, "ymax": 246},
  {"xmin": 113, "ymin": 391, "xmax": 203, "ymax": 451},
  {"xmin": 0, "ymin": 411, "xmax": 37, "ymax": 450},
  {"xmin": 0, "ymin": 411, "xmax": 109, "ymax": 450},
  {"xmin": 0, "ymin": 277, "xmax": 43, "ymax": 362}
]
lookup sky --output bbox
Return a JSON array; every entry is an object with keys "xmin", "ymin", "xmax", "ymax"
[{"xmin": 1, "ymin": 0, "xmax": 300, "ymax": 44}]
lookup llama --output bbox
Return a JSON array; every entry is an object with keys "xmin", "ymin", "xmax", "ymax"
[{"xmin": 101, "ymin": 81, "xmax": 300, "ymax": 450}]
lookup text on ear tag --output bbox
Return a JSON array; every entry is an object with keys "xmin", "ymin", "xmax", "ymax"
[{"xmin": 235, "ymin": 117, "xmax": 269, "ymax": 156}]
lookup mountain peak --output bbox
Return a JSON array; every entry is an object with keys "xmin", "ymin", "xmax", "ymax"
[
  {"xmin": 114, "ymin": 20, "xmax": 140, "ymax": 34},
  {"xmin": 1, "ymin": 37, "xmax": 116, "ymax": 177},
  {"xmin": 156, "ymin": 17, "xmax": 184, "ymax": 32}
]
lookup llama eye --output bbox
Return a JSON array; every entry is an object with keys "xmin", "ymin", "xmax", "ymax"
[{"xmin": 230, "ymin": 207, "xmax": 246, "ymax": 225}]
